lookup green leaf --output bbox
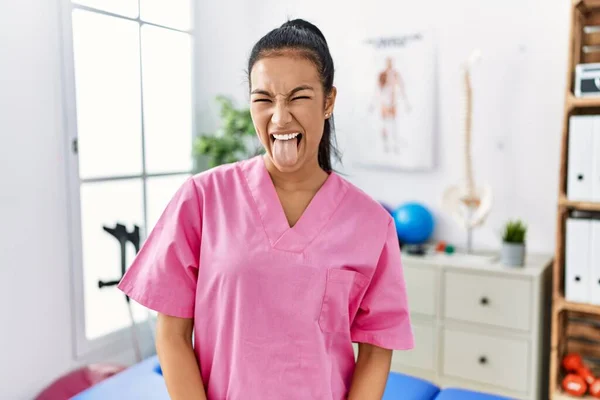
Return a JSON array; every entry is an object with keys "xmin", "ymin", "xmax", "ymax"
[
  {"xmin": 193, "ymin": 95, "xmax": 257, "ymax": 169},
  {"xmin": 502, "ymin": 219, "xmax": 527, "ymax": 243}
]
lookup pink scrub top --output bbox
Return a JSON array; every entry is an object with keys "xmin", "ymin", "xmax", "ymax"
[{"xmin": 118, "ymin": 155, "xmax": 414, "ymax": 400}]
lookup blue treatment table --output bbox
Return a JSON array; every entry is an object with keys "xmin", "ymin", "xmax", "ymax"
[
  {"xmin": 72, "ymin": 356, "xmax": 167, "ymax": 399},
  {"xmin": 73, "ymin": 356, "xmax": 515, "ymax": 399},
  {"xmin": 434, "ymin": 388, "xmax": 515, "ymax": 400}
]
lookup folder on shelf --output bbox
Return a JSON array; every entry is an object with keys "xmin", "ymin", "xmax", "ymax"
[
  {"xmin": 594, "ymin": 118, "xmax": 600, "ymax": 202},
  {"xmin": 591, "ymin": 220, "xmax": 600, "ymax": 305},
  {"xmin": 567, "ymin": 115, "xmax": 595, "ymax": 202},
  {"xmin": 565, "ymin": 217, "xmax": 591, "ymax": 304}
]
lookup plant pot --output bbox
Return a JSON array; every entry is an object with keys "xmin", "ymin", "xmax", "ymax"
[{"xmin": 501, "ymin": 242, "xmax": 526, "ymax": 267}]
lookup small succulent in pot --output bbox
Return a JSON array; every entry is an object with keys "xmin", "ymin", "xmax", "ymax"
[{"xmin": 501, "ymin": 219, "xmax": 527, "ymax": 267}]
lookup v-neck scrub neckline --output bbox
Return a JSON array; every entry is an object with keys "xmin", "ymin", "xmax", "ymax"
[{"xmin": 240, "ymin": 156, "xmax": 348, "ymax": 253}]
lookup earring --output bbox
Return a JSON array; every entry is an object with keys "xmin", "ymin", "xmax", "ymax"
[{"xmin": 325, "ymin": 112, "xmax": 330, "ymax": 118}]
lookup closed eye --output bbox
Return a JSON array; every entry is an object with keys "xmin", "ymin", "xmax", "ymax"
[
  {"xmin": 292, "ymin": 96, "xmax": 311, "ymax": 101},
  {"xmin": 252, "ymin": 98, "xmax": 272, "ymax": 103}
]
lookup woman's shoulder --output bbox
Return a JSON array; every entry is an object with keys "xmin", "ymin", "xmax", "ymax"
[
  {"xmin": 187, "ymin": 158, "xmax": 252, "ymax": 192},
  {"xmin": 334, "ymin": 173, "xmax": 394, "ymax": 227}
]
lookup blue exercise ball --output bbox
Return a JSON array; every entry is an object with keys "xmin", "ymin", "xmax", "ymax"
[{"xmin": 392, "ymin": 203, "xmax": 435, "ymax": 245}]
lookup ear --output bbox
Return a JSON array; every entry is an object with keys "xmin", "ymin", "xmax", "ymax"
[{"xmin": 324, "ymin": 86, "xmax": 337, "ymax": 117}]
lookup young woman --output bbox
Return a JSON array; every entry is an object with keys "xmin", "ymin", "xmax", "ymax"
[{"xmin": 118, "ymin": 18, "xmax": 414, "ymax": 400}]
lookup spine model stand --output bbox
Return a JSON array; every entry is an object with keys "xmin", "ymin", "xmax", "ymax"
[{"xmin": 442, "ymin": 49, "xmax": 493, "ymax": 252}]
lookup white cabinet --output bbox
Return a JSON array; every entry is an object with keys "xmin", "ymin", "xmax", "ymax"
[
  {"xmin": 390, "ymin": 252, "xmax": 552, "ymax": 400},
  {"xmin": 443, "ymin": 271, "xmax": 532, "ymax": 332},
  {"xmin": 441, "ymin": 328, "xmax": 530, "ymax": 393}
]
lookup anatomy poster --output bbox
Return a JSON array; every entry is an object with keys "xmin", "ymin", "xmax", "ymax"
[{"xmin": 352, "ymin": 32, "xmax": 435, "ymax": 170}]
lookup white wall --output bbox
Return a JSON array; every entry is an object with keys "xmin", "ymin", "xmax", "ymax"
[
  {"xmin": 194, "ymin": 0, "xmax": 255, "ymax": 137},
  {"xmin": 197, "ymin": 0, "xmax": 570, "ymax": 254},
  {"xmin": 0, "ymin": 1, "xmax": 143, "ymax": 398},
  {"xmin": 0, "ymin": 1, "xmax": 74, "ymax": 398}
]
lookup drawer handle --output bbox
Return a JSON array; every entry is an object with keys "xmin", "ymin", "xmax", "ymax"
[
  {"xmin": 480, "ymin": 297, "xmax": 489, "ymax": 306},
  {"xmin": 479, "ymin": 356, "xmax": 487, "ymax": 365}
]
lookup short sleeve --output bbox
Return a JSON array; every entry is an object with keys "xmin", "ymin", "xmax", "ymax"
[
  {"xmin": 117, "ymin": 177, "xmax": 202, "ymax": 319},
  {"xmin": 350, "ymin": 219, "xmax": 414, "ymax": 350}
]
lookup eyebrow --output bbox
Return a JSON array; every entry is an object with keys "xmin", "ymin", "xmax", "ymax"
[{"xmin": 250, "ymin": 85, "xmax": 315, "ymax": 97}]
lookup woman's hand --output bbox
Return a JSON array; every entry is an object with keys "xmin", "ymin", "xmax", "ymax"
[
  {"xmin": 347, "ymin": 342, "xmax": 393, "ymax": 400},
  {"xmin": 156, "ymin": 313, "xmax": 207, "ymax": 400}
]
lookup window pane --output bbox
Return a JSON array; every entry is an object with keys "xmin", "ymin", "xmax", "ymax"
[
  {"xmin": 146, "ymin": 174, "xmax": 191, "ymax": 233},
  {"xmin": 141, "ymin": 25, "xmax": 193, "ymax": 174},
  {"xmin": 72, "ymin": 10, "xmax": 143, "ymax": 179},
  {"xmin": 80, "ymin": 179, "xmax": 147, "ymax": 340},
  {"xmin": 72, "ymin": 0, "xmax": 139, "ymax": 18},
  {"xmin": 140, "ymin": 0, "xmax": 192, "ymax": 31}
]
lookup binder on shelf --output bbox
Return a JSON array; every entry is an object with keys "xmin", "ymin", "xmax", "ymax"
[
  {"xmin": 565, "ymin": 217, "xmax": 591, "ymax": 304},
  {"xmin": 595, "ymin": 118, "xmax": 600, "ymax": 201},
  {"xmin": 567, "ymin": 115, "xmax": 595, "ymax": 202},
  {"xmin": 591, "ymin": 220, "xmax": 600, "ymax": 306}
]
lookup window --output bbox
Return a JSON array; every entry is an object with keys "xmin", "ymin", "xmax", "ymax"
[{"xmin": 59, "ymin": 0, "xmax": 195, "ymax": 357}]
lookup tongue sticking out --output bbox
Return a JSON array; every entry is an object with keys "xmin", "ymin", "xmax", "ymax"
[{"xmin": 272, "ymin": 138, "xmax": 299, "ymax": 167}]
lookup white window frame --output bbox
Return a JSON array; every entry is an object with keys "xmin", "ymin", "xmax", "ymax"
[{"xmin": 57, "ymin": 0, "xmax": 197, "ymax": 359}]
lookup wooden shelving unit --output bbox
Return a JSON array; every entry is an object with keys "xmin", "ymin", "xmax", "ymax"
[{"xmin": 551, "ymin": 1, "xmax": 600, "ymax": 398}]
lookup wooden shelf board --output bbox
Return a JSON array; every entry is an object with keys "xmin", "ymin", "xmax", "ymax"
[
  {"xmin": 578, "ymin": 0, "xmax": 600, "ymax": 10},
  {"xmin": 559, "ymin": 197, "xmax": 600, "ymax": 211},
  {"xmin": 568, "ymin": 93, "xmax": 600, "ymax": 109},
  {"xmin": 564, "ymin": 300, "xmax": 600, "ymax": 314},
  {"xmin": 555, "ymin": 389, "xmax": 595, "ymax": 400},
  {"xmin": 555, "ymin": 295, "xmax": 600, "ymax": 314}
]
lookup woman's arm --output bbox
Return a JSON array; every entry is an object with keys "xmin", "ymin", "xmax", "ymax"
[
  {"xmin": 156, "ymin": 313, "xmax": 207, "ymax": 400},
  {"xmin": 347, "ymin": 342, "xmax": 393, "ymax": 400}
]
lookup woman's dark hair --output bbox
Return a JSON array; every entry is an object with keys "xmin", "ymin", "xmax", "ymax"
[{"xmin": 247, "ymin": 19, "xmax": 341, "ymax": 172}]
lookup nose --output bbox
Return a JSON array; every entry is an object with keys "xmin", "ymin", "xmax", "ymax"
[{"xmin": 271, "ymin": 100, "xmax": 292, "ymax": 127}]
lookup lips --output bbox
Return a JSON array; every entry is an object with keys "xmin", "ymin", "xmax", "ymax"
[{"xmin": 270, "ymin": 132, "xmax": 303, "ymax": 146}]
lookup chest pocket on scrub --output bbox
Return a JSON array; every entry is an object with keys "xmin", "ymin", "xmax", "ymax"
[{"xmin": 318, "ymin": 268, "xmax": 370, "ymax": 334}]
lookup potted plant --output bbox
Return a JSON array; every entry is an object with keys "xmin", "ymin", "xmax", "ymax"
[
  {"xmin": 193, "ymin": 95, "xmax": 262, "ymax": 171},
  {"xmin": 500, "ymin": 219, "xmax": 527, "ymax": 267}
]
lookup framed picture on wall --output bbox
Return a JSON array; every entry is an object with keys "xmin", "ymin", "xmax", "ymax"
[{"xmin": 352, "ymin": 31, "xmax": 436, "ymax": 171}]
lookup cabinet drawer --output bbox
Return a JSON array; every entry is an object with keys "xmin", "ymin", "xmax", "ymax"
[
  {"xmin": 391, "ymin": 321, "xmax": 435, "ymax": 372},
  {"xmin": 443, "ymin": 271, "xmax": 531, "ymax": 331},
  {"xmin": 404, "ymin": 265, "xmax": 436, "ymax": 316},
  {"xmin": 442, "ymin": 328, "xmax": 529, "ymax": 393}
]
